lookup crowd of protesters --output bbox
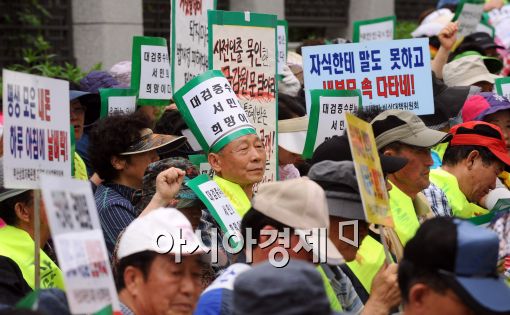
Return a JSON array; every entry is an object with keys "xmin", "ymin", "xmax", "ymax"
[{"xmin": 3, "ymin": 0, "xmax": 510, "ymax": 314}]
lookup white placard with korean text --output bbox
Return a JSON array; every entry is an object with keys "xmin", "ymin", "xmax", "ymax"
[
  {"xmin": 209, "ymin": 10, "xmax": 278, "ymax": 184},
  {"xmin": 2, "ymin": 70, "xmax": 71, "ymax": 189},
  {"xmin": 302, "ymin": 38, "xmax": 433, "ymax": 115},
  {"xmin": 171, "ymin": 0, "xmax": 216, "ymax": 94},
  {"xmin": 40, "ymin": 175, "xmax": 120, "ymax": 314},
  {"xmin": 454, "ymin": 0, "xmax": 485, "ymax": 38}
]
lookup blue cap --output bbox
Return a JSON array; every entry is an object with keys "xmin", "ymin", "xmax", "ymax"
[{"xmin": 404, "ymin": 218, "xmax": 510, "ymax": 314}]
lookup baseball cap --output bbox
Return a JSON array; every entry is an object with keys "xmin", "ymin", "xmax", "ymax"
[
  {"xmin": 308, "ymin": 160, "xmax": 365, "ymax": 221},
  {"xmin": 420, "ymin": 73, "xmax": 480, "ymax": 129},
  {"xmin": 311, "ymin": 134, "xmax": 408, "ymax": 174},
  {"xmin": 448, "ymin": 121, "xmax": 510, "ymax": 171},
  {"xmin": 233, "ymin": 260, "xmax": 341, "ymax": 315},
  {"xmin": 457, "ymin": 32, "xmax": 505, "ymax": 53},
  {"xmin": 251, "ymin": 177, "xmax": 344, "ymax": 265},
  {"xmin": 453, "ymin": 51, "xmax": 503, "ymax": 75},
  {"xmin": 402, "ymin": 217, "xmax": 510, "ymax": 314},
  {"xmin": 371, "ymin": 110, "xmax": 451, "ymax": 150},
  {"xmin": 119, "ymin": 128, "xmax": 187, "ymax": 155},
  {"xmin": 70, "ymin": 90, "xmax": 101, "ymax": 126},
  {"xmin": 443, "ymin": 55, "xmax": 501, "ymax": 87},
  {"xmin": 135, "ymin": 157, "xmax": 201, "ymax": 211},
  {"xmin": 278, "ymin": 116, "xmax": 308, "ymax": 155},
  {"xmin": 462, "ymin": 92, "xmax": 510, "ymax": 122},
  {"xmin": 116, "ymin": 207, "xmax": 209, "ymax": 260}
]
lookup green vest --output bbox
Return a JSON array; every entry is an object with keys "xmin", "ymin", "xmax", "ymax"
[
  {"xmin": 213, "ymin": 175, "xmax": 251, "ymax": 217},
  {"xmin": 346, "ymin": 235, "xmax": 386, "ymax": 293},
  {"xmin": 429, "ymin": 168, "xmax": 489, "ymax": 218},
  {"xmin": 317, "ymin": 265, "xmax": 343, "ymax": 311},
  {"xmin": 0, "ymin": 225, "xmax": 65, "ymax": 290},
  {"xmin": 388, "ymin": 182, "xmax": 421, "ymax": 246}
]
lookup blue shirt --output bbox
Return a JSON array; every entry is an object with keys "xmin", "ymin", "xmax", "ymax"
[{"xmin": 95, "ymin": 182, "xmax": 139, "ymax": 258}]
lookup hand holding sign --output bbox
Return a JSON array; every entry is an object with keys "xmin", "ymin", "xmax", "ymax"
[{"xmin": 438, "ymin": 22, "xmax": 459, "ymax": 51}]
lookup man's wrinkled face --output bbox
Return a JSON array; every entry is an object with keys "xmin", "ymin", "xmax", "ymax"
[
  {"xmin": 135, "ymin": 255, "xmax": 204, "ymax": 315},
  {"xmin": 385, "ymin": 144, "xmax": 434, "ymax": 196},
  {"xmin": 484, "ymin": 110, "xmax": 510, "ymax": 153},
  {"xmin": 463, "ymin": 156, "xmax": 502, "ymax": 203},
  {"xmin": 209, "ymin": 134, "xmax": 266, "ymax": 185}
]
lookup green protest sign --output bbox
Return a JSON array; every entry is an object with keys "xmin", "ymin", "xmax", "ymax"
[
  {"xmin": 453, "ymin": 0, "xmax": 485, "ymax": 38},
  {"xmin": 173, "ymin": 70, "xmax": 256, "ymax": 153},
  {"xmin": 186, "ymin": 174, "xmax": 242, "ymax": 248},
  {"xmin": 353, "ymin": 15, "xmax": 396, "ymax": 43},
  {"xmin": 495, "ymin": 77, "xmax": 510, "ymax": 99},
  {"xmin": 131, "ymin": 36, "xmax": 172, "ymax": 106},
  {"xmin": 99, "ymin": 88, "xmax": 137, "ymax": 118},
  {"xmin": 209, "ymin": 10, "xmax": 279, "ymax": 183},
  {"xmin": 277, "ymin": 20, "xmax": 288, "ymax": 75},
  {"xmin": 303, "ymin": 89, "xmax": 362, "ymax": 159},
  {"xmin": 171, "ymin": 0, "xmax": 216, "ymax": 94}
]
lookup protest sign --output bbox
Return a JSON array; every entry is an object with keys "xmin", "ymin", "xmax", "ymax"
[
  {"xmin": 303, "ymin": 89, "xmax": 361, "ymax": 159},
  {"xmin": 171, "ymin": 0, "xmax": 216, "ymax": 94},
  {"xmin": 99, "ymin": 88, "xmax": 137, "ymax": 118},
  {"xmin": 302, "ymin": 38, "xmax": 433, "ymax": 115},
  {"xmin": 174, "ymin": 70, "xmax": 256, "ymax": 153},
  {"xmin": 476, "ymin": 20, "xmax": 496, "ymax": 37},
  {"xmin": 209, "ymin": 10, "xmax": 278, "ymax": 184},
  {"xmin": 496, "ymin": 77, "xmax": 510, "ymax": 99},
  {"xmin": 488, "ymin": 4, "xmax": 510, "ymax": 25},
  {"xmin": 40, "ymin": 175, "xmax": 120, "ymax": 315},
  {"xmin": 345, "ymin": 113, "xmax": 393, "ymax": 227},
  {"xmin": 187, "ymin": 174, "xmax": 242, "ymax": 247},
  {"xmin": 453, "ymin": 0, "xmax": 485, "ymax": 38},
  {"xmin": 352, "ymin": 16, "xmax": 396, "ymax": 43},
  {"xmin": 188, "ymin": 154, "xmax": 215, "ymax": 177},
  {"xmin": 131, "ymin": 36, "xmax": 172, "ymax": 105},
  {"xmin": 277, "ymin": 20, "xmax": 288, "ymax": 75},
  {"xmin": 181, "ymin": 128, "xmax": 203, "ymax": 151},
  {"xmin": 2, "ymin": 70, "xmax": 71, "ymax": 189}
]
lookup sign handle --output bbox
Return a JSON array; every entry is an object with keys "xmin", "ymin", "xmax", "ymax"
[
  {"xmin": 34, "ymin": 190, "xmax": 41, "ymax": 290},
  {"xmin": 379, "ymin": 225, "xmax": 393, "ymax": 265}
]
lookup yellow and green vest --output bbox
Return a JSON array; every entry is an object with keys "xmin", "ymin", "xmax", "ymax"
[
  {"xmin": 213, "ymin": 175, "xmax": 251, "ymax": 217},
  {"xmin": 0, "ymin": 225, "xmax": 65, "ymax": 290},
  {"xmin": 429, "ymin": 168, "xmax": 489, "ymax": 218}
]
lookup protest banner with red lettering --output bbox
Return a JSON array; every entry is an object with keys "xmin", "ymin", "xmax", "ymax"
[
  {"xmin": 99, "ymin": 88, "xmax": 137, "ymax": 118},
  {"xmin": 2, "ymin": 70, "xmax": 71, "ymax": 189},
  {"xmin": 171, "ymin": 0, "xmax": 216, "ymax": 94},
  {"xmin": 353, "ymin": 16, "xmax": 396, "ymax": 43},
  {"xmin": 303, "ymin": 89, "xmax": 361, "ymax": 159},
  {"xmin": 131, "ymin": 36, "xmax": 172, "ymax": 105},
  {"xmin": 302, "ymin": 38, "xmax": 433, "ymax": 115},
  {"xmin": 209, "ymin": 10, "xmax": 278, "ymax": 184},
  {"xmin": 41, "ymin": 175, "xmax": 120, "ymax": 315}
]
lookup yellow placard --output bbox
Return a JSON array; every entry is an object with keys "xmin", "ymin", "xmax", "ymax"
[{"xmin": 345, "ymin": 113, "xmax": 394, "ymax": 227}]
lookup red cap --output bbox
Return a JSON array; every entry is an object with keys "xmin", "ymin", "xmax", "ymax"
[{"xmin": 449, "ymin": 121, "xmax": 510, "ymax": 169}]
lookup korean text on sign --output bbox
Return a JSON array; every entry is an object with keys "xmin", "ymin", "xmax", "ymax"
[
  {"xmin": 172, "ymin": 0, "xmax": 215, "ymax": 93},
  {"xmin": 302, "ymin": 38, "xmax": 433, "ymax": 115},
  {"xmin": 3, "ymin": 70, "xmax": 71, "ymax": 189}
]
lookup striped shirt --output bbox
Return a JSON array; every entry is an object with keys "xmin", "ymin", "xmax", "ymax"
[{"xmin": 95, "ymin": 183, "xmax": 139, "ymax": 258}]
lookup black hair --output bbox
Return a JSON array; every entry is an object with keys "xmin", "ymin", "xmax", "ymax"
[
  {"xmin": 278, "ymin": 93, "xmax": 306, "ymax": 120},
  {"xmin": 88, "ymin": 112, "xmax": 151, "ymax": 182},
  {"xmin": 398, "ymin": 217, "xmax": 457, "ymax": 303},
  {"xmin": 114, "ymin": 250, "xmax": 159, "ymax": 291},
  {"xmin": 154, "ymin": 109, "xmax": 188, "ymax": 136},
  {"xmin": 0, "ymin": 191, "xmax": 33, "ymax": 226},
  {"xmin": 241, "ymin": 207, "xmax": 292, "ymax": 242},
  {"xmin": 443, "ymin": 124, "xmax": 503, "ymax": 167},
  {"xmin": 355, "ymin": 106, "xmax": 384, "ymax": 123}
]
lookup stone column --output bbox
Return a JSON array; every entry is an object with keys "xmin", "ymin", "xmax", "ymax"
[
  {"xmin": 72, "ymin": 0, "xmax": 143, "ymax": 71},
  {"xmin": 229, "ymin": 0, "xmax": 285, "ymax": 19},
  {"xmin": 346, "ymin": 0, "xmax": 395, "ymax": 39}
]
